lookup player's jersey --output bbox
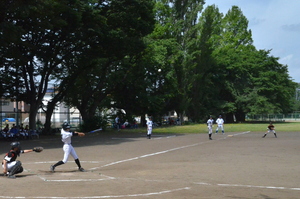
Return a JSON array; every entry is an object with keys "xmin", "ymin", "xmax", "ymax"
[
  {"xmin": 61, "ymin": 129, "xmax": 73, "ymax": 144},
  {"xmin": 268, "ymin": 124, "xmax": 274, "ymax": 130},
  {"xmin": 3, "ymin": 150, "xmax": 21, "ymax": 163},
  {"xmin": 147, "ymin": 121, "xmax": 153, "ymax": 129},
  {"xmin": 207, "ymin": 119, "xmax": 214, "ymax": 127},
  {"xmin": 216, "ymin": 118, "xmax": 224, "ymax": 125}
]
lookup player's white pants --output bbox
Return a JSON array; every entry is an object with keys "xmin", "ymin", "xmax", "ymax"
[
  {"xmin": 147, "ymin": 127, "xmax": 152, "ymax": 135},
  {"xmin": 216, "ymin": 125, "xmax": 224, "ymax": 132},
  {"xmin": 266, "ymin": 129, "xmax": 275, "ymax": 134},
  {"xmin": 2, "ymin": 161, "xmax": 17, "ymax": 171},
  {"xmin": 62, "ymin": 144, "xmax": 79, "ymax": 163},
  {"xmin": 208, "ymin": 126, "xmax": 213, "ymax": 134}
]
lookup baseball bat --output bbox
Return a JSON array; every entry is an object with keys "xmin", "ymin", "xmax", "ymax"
[{"xmin": 87, "ymin": 128, "xmax": 102, "ymax": 134}]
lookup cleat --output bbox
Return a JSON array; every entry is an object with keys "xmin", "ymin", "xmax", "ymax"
[
  {"xmin": 7, "ymin": 175, "xmax": 16, "ymax": 179},
  {"xmin": 209, "ymin": 138, "xmax": 212, "ymax": 140},
  {"xmin": 50, "ymin": 165, "xmax": 55, "ymax": 172},
  {"xmin": 79, "ymin": 167, "xmax": 86, "ymax": 172}
]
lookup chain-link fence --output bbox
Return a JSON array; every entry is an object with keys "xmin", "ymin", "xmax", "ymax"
[
  {"xmin": 1, "ymin": 110, "xmax": 82, "ymax": 130},
  {"xmin": 246, "ymin": 113, "xmax": 300, "ymax": 122}
]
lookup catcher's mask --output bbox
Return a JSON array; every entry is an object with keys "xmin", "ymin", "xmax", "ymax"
[
  {"xmin": 11, "ymin": 142, "xmax": 22, "ymax": 156},
  {"xmin": 11, "ymin": 142, "xmax": 21, "ymax": 150}
]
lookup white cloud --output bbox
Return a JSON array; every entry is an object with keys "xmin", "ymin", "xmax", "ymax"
[{"xmin": 280, "ymin": 54, "xmax": 293, "ymax": 62}]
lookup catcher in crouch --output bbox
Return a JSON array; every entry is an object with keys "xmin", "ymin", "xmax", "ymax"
[
  {"xmin": 50, "ymin": 122, "xmax": 85, "ymax": 172},
  {"xmin": 2, "ymin": 142, "xmax": 43, "ymax": 179},
  {"xmin": 262, "ymin": 122, "xmax": 277, "ymax": 138}
]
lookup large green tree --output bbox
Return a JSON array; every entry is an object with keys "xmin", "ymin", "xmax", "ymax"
[
  {"xmin": 0, "ymin": 0, "xmax": 106, "ymax": 130},
  {"xmin": 212, "ymin": 6, "xmax": 296, "ymax": 122},
  {"xmin": 153, "ymin": 0, "xmax": 205, "ymax": 123},
  {"xmin": 63, "ymin": 0, "xmax": 156, "ymax": 125},
  {"xmin": 246, "ymin": 50, "xmax": 297, "ymax": 115},
  {"xmin": 185, "ymin": 5, "xmax": 223, "ymax": 121}
]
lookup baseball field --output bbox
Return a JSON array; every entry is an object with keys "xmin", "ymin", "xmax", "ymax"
[{"xmin": 0, "ymin": 123, "xmax": 299, "ymax": 199}]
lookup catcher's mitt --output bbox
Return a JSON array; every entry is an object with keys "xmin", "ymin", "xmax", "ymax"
[{"xmin": 33, "ymin": 146, "xmax": 44, "ymax": 152}]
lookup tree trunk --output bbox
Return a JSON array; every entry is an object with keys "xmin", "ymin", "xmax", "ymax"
[
  {"xmin": 78, "ymin": 105, "xmax": 97, "ymax": 124},
  {"xmin": 43, "ymin": 100, "xmax": 56, "ymax": 135},
  {"xmin": 235, "ymin": 110, "xmax": 246, "ymax": 122},
  {"xmin": 29, "ymin": 103, "xmax": 39, "ymax": 131},
  {"xmin": 225, "ymin": 113, "xmax": 234, "ymax": 123},
  {"xmin": 141, "ymin": 115, "xmax": 146, "ymax": 127}
]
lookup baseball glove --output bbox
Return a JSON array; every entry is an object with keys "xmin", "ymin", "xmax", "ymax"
[{"xmin": 33, "ymin": 146, "xmax": 44, "ymax": 152}]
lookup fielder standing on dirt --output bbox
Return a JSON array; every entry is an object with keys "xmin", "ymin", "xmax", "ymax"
[
  {"xmin": 50, "ymin": 122, "xmax": 86, "ymax": 172},
  {"xmin": 146, "ymin": 117, "xmax": 153, "ymax": 139},
  {"xmin": 215, "ymin": 115, "xmax": 225, "ymax": 134},
  {"xmin": 207, "ymin": 116, "xmax": 214, "ymax": 140},
  {"xmin": 262, "ymin": 122, "xmax": 277, "ymax": 138}
]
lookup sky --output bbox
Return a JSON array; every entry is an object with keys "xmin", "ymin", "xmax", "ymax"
[{"xmin": 204, "ymin": 0, "xmax": 300, "ymax": 83}]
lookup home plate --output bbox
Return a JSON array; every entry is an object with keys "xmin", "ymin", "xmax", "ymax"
[{"xmin": 227, "ymin": 135, "xmax": 234, "ymax": 137}]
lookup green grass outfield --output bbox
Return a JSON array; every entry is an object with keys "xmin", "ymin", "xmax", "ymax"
[{"xmin": 112, "ymin": 122, "xmax": 300, "ymax": 134}]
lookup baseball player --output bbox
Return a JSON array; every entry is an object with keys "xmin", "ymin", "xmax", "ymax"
[
  {"xmin": 262, "ymin": 122, "xmax": 277, "ymax": 138},
  {"xmin": 50, "ymin": 122, "xmax": 85, "ymax": 172},
  {"xmin": 146, "ymin": 117, "xmax": 153, "ymax": 139},
  {"xmin": 215, "ymin": 115, "xmax": 225, "ymax": 134},
  {"xmin": 2, "ymin": 142, "xmax": 34, "ymax": 179},
  {"xmin": 207, "ymin": 116, "xmax": 214, "ymax": 140}
]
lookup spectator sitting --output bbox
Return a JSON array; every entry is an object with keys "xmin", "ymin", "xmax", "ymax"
[
  {"xmin": 1, "ymin": 124, "xmax": 10, "ymax": 139},
  {"xmin": 28, "ymin": 129, "xmax": 39, "ymax": 139},
  {"xmin": 9, "ymin": 124, "xmax": 19, "ymax": 140},
  {"xmin": 24, "ymin": 125, "xmax": 30, "ymax": 139},
  {"xmin": 123, "ymin": 120, "xmax": 131, "ymax": 128},
  {"xmin": 132, "ymin": 119, "xmax": 138, "ymax": 128},
  {"xmin": 19, "ymin": 124, "xmax": 29, "ymax": 139}
]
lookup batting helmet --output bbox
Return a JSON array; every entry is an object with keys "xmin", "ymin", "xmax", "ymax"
[{"xmin": 62, "ymin": 122, "xmax": 71, "ymax": 130}]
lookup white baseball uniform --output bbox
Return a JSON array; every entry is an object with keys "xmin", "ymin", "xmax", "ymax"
[
  {"xmin": 61, "ymin": 128, "xmax": 79, "ymax": 163},
  {"xmin": 147, "ymin": 120, "xmax": 153, "ymax": 135},
  {"xmin": 215, "ymin": 117, "xmax": 224, "ymax": 134},
  {"xmin": 207, "ymin": 118, "xmax": 214, "ymax": 134}
]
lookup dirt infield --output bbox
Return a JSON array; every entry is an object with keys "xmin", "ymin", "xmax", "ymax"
[{"xmin": 1, "ymin": 130, "xmax": 299, "ymax": 199}]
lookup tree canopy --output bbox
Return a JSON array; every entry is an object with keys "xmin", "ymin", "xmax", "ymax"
[{"xmin": 0, "ymin": 0, "xmax": 297, "ymax": 131}]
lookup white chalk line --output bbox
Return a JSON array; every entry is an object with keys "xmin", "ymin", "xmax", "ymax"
[
  {"xmin": 32, "ymin": 132, "xmax": 246, "ymax": 182},
  {"xmin": 14, "ymin": 131, "xmax": 300, "ymax": 198},
  {"xmin": 111, "ymin": 135, "xmax": 177, "ymax": 140},
  {"xmin": 29, "ymin": 132, "xmax": 248, "ymax": 181},
  {"xmin": 90, "ymin": 131, "xmax": 250, "ymax": 170},
  {"xmin": 195, "ymin": 182, "xmax": 300, "ymax": 191},
  {"xmin": 0, "ymin": 187, "xmax": 191, "ymax": 199},
  {"xmin": 92, "ymin": 143, "xmax": 199, "ymax": 169},
  {"xmin": 39, "ymin": 174, "xmax": 115, "ymax": 182}
]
